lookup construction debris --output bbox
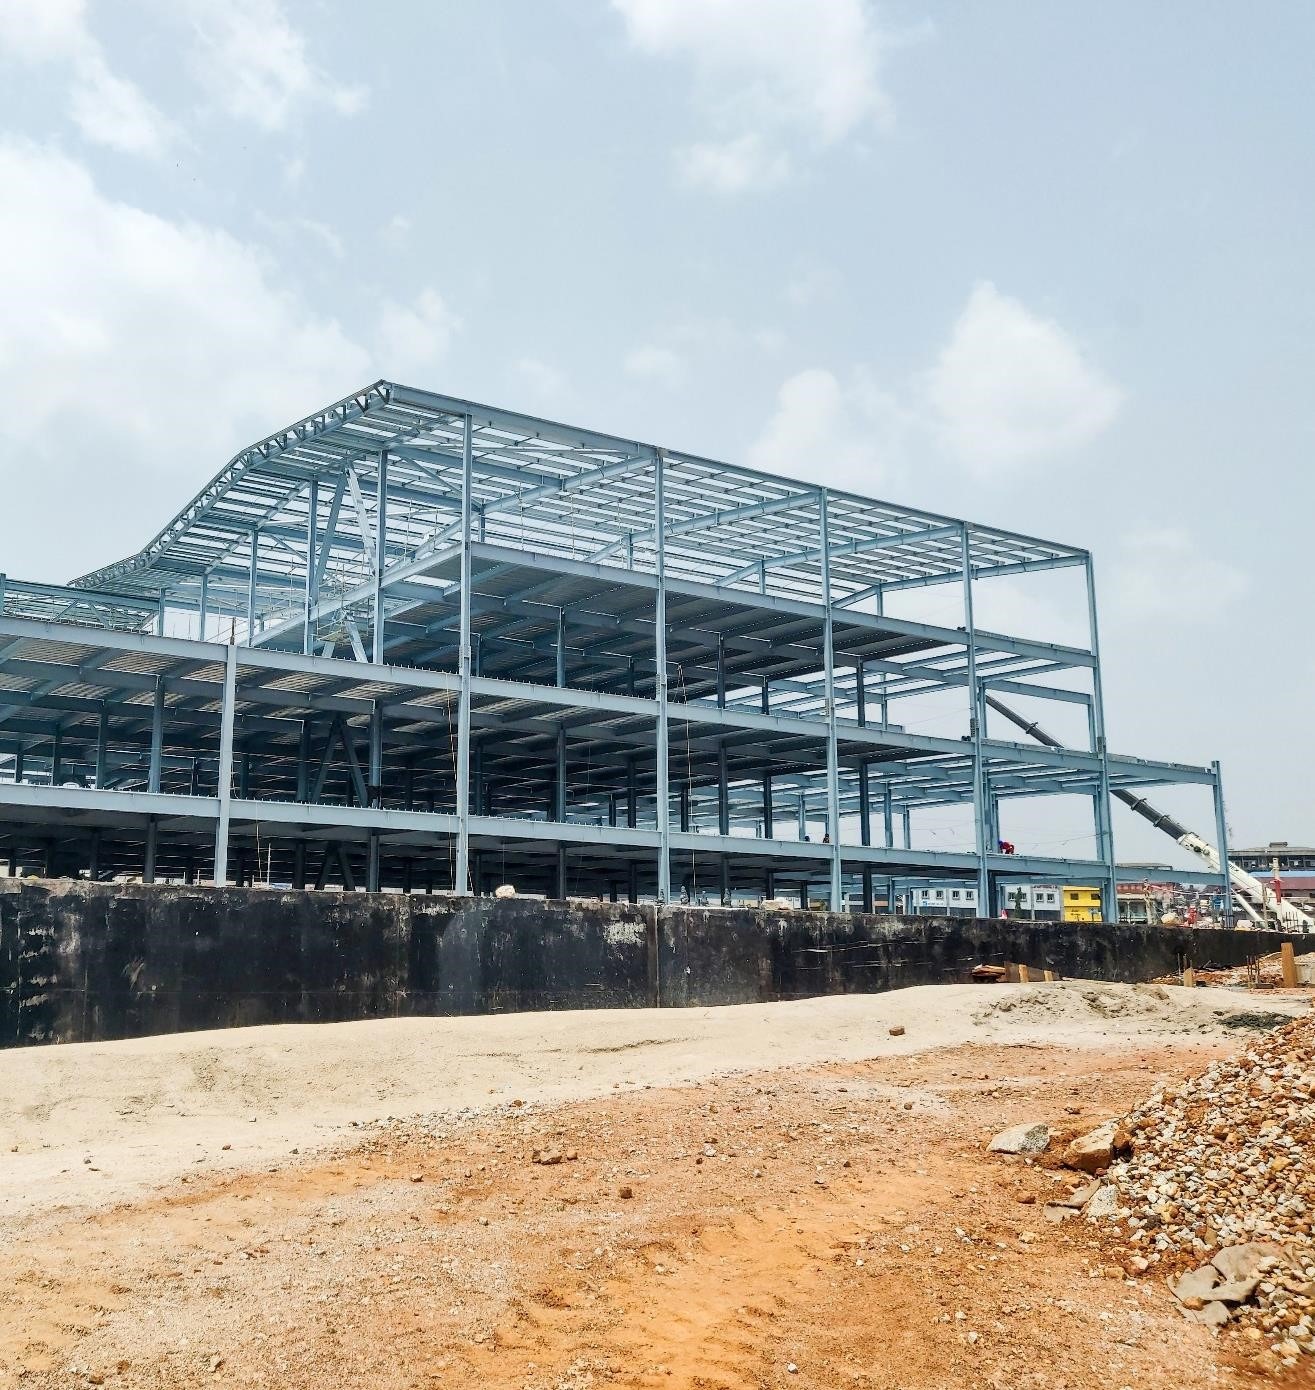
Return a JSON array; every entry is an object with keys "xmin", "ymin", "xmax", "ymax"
[
  {"xmin": 1095, "ymin": 1009, "xmax": 1315, "ymax": 1364},
  {"xmin": 987, "ymin": 1121, "xmax": 1050, "ymax": 1155}
]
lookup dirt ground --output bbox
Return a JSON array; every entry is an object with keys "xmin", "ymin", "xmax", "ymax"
[{"xmin": 2, "ymin": 984, "xmax": 1312, "ymax": 1390}]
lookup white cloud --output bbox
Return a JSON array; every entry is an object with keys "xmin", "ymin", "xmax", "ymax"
[
  {"xmin": 676, "ymin": 133, "xmax": 790, "ymax": 194},
  {"xmin": 374, "ymin": 289, "xmax": 461, "ymax": 382},
  {"xmin": 624, "ymin": 345, "xmax": 688, "ymax": 389},
  {"xmin": 750, "ymin": 283, "xmax": 1120, "ymax": 491},
  {"xmin": 0, "ymin": 141, "xmax": 371, "ymax": 579},
  {"xmin": 0, "ymin": 0, "xmax": 175, "ymax": 157},
  {"xmin": 613, "ymin": 0, "xmax": 890, "ymax": 192},
  {"xmin": 1109, "ymin": 527, "xmax": 1249, "ymax": 624},
  {"xmin": 185, "ymin": 0, "xmax": 367, "ymax": 132},
  {"xmin": 923, "ymin": 281, "xmax": 1123, "ymax": 473},
  {"xmin": 748, "ymin": 367, "xmax": 904, "ymax": 491}
]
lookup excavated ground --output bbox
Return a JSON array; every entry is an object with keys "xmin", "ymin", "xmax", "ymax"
[{"xmin": 2, "ymin": 984, "xmax": 1312, "ymax": 1390}]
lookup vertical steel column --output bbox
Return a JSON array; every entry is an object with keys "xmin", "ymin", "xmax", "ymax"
[
  {"xmin": 717, "ymin": 740, "xmax": 730, "ymax": 905},
  {"xmin": 144, "ymin": 817, "xmax": 158, "ymax": 884},
  {"xmin": 1211, "ymin": 759, "xmax": 1234, "ymax": 930},
  {"xmin": 819, "ymin": 490, "xmax": 842, "ymax": 910},
  {"xmin": 303, "ymin": 477, "xmax": 319, "ymax": 656},
  {"xmin": 654, "ymin": 449, "xmax": 671, "ymax": 903},
  {"xmin": 960, "ymin": 526, "xmax": 990, "ymax": 911},
  {"xmin": 148, "ymin": 675, "xmax": 164, "ymax": 795},
  {"xmin": 296, "ymin": 720, "xmax": 310, "ymax": 803},
  {"xmin": 246, "ymin": 528, "xmax": 259, "ymax": 643},
  {"xmin": 1084, "ymin": 557, "xmax": 1119, "ymax": 921},
  {"xmin": 50, "ymin": 727, "xmax": 62, "ymax": 787},
  {"xmin": 198, "ymin": 573, "xmax": 209, "ymax": 643},
  {"xmin": 372, "ymin": 451, "xmax": 388, "ymax": 663},
  {"xmin": 454, "ymin": 416, "xmax": 474, "ymax": 894},
  {"xmin": 213, "ymin": 644, "xmax": 237, "ymax": 884},
  {"xmin": 367, "ymin": 700, "xmax": 383, "ymax": 892},
  {"xmin": 555, "ymin": 728, "xmax": 567, "ymax": 821},
  {"xmin": 94, "ymin": 704, "xmax": 109, "ymax": 789},
  {"xmin": 762, "ymin": 771, "xmax": 773, "ymax": 838}
]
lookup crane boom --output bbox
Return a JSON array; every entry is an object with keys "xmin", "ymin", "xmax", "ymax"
[{"xmin": 983, "ymin": 694, "xmax": 1314, "ymax": 932}]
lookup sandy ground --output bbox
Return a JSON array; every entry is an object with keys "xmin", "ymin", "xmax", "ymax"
[{"xmin": 2, "ymin": 982, "xmax": 1312, "ymax": 1389}]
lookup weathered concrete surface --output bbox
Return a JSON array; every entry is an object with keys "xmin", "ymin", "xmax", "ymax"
[{"xmin": 0, "ymin": 878, "xmax": 1305, "ymax": 1047}]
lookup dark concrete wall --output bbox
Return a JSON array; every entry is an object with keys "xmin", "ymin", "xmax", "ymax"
[{"xmin": 1, "ymin": 879, "xmax": 1306, "ymax": 1048}]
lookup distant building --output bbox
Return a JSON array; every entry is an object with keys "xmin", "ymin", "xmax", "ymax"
[
  {"xmin": 1062, "ymin": 885, "xmax": 1103, "ymax": 923},
  {"xmin": 1230, "ymin": 843, "xmax": 1315, "ymax": 913},
  {"xmin": 1000, "ymin": 884, "xmax": 1062, "ymax": 920}
]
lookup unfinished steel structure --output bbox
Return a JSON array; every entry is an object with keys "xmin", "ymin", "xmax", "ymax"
[{"xmin": 0, "ymin": 382, "xmax": 1232, "ymax": 916}]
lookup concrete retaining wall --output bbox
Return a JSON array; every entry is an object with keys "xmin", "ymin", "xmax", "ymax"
[{"xmin": 1, "ymin": 879, "xmax": 1305, "ymax": 1048}]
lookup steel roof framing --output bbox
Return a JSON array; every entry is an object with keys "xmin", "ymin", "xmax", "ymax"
[{"xmin": 0, "ymin": 384, "xmax": 1228, "ymax": 915}]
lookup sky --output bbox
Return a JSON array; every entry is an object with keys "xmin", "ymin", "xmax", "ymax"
[{"xmin": 0, "ymin": 0, "xmax": 1310, "ymax": 863}]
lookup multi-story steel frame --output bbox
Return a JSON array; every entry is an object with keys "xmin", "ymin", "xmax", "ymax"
[{"xmin": 0, "ymin": 381, "xmax": 1232, "ymax": 914}]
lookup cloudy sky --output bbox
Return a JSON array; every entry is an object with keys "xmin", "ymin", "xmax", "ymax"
[{"xmin": 0, "ymin": 0, "xmax": 1310, "ymax": 861}]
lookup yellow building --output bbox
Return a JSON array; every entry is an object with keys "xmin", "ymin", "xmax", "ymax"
[{"xmin": 1062, "ymin": 885, "xmax": 1103, "ymax": 922}]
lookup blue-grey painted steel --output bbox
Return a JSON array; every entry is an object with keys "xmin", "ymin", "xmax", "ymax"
[
  {"xmin": 1085, "ymin": 557, "xmax": 1119, "ymax": 920},
  {"xmin": 1211, "ymin": 759, "xmax": 1234, "ymax": 929},
  {"xmin": 655, "ymin": 449, "xmax": 671, "ymax": 903},
  {"xmin": 213, "ymin": 644, "xmax": 237, "ymax": 883},
  {"xmin": 819, "ymin": 489, "xmax": 842, "ymax": 910},
  {"xmin": 455, "ymin": 414, "xmax": 473, "ymax": 893},
  {"xmin": 372, "ymin": 450, "xmax": 388, "ymax": 664},
  {"xmin": 960, "ymin": 526, "xmax": 990, "ymax": 909},
  {"xmin": 302, "ymin": 475, "xmax": 318, "ymax": 656}
]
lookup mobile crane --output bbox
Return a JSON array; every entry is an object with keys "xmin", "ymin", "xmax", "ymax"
[{"xmin": 984, "ymin": 694, "xmax": 1314, "ymax": 932}]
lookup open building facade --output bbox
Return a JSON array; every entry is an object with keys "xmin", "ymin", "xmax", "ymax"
[{"xmin": 0, "ymin": 382, "xmax": 1232, "ymax": 916}]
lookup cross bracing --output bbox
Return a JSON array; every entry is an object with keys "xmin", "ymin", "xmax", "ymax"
[{"xmin": 0, "ymin": 383, "xmax": 1233, "ymax": 915}]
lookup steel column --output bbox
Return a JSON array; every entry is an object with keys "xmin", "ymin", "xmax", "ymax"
[
  {"xmin": 147, "ymin": 677, "xmax": 165, "ymax": 793},
  {"xmin": 454, "ymin": 416, "xmax": 473, "ymax": 894},
  {"xmin": 1084, "ymin": 557, "xmax": 1119, "ymax": 920},
  {"xmin": 1211, "ymin": 759, "xmax": 1234, "ymax": 930},
  {"xmin": 94, "ymin": 704, "xmax": 109, "ymax": 789},
  {"xmin": 654, "ymin": 450, "xmax": 671, "ymax": 903},
  {"xmin": 303, "ymin": 477, "xmax": 319, "ymax": 656},
  {"xmin": 960, "ymin": 526, "xmax": 990, "ymax": 910},
  {"xmin": 144, "ymin": 816, "xmax": 158, "ymax": 884},
  {"xmin": 246, "ymin": 528, "xmax": 259, "ymax": 642},
  {"xmin": 819, "ymin": 489, "xmax": 842, "ymax": 910},
  {"xmin": 213, "ymin": 644, "xmax": 237, "ymax": 884},
  {"xmin": 372, "ymin": 451, "xmax": 388, "ymax": 663}
]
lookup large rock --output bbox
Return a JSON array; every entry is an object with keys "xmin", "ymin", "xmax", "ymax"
[
  {"xmin": 988, "ymin": 1122, "xmax": 1051, "ymax": 1155},
  {"xmin": 1173, "ymin": 1265, "xmax": 1222, "ymax": 1303},
  {"xmin": 1083, "ymin": 1184, "xmax": 1121, "ymax": 1220},
  {"xmin": 1186, "ymin": 1301, "xmax": 1231, "ymax": 1327},
  {"xmin": 1211, "ymin": 1242, "xmax": 1290, "ymax": 1282},
  {"xmin": 1062, "ymin": 1120, "xmax": 1128, "ymax": 1174}
]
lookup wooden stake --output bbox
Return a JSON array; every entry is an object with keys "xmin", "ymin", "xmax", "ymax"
[
  {"xmin": 1182, "ymin": 967, "xmax": 1196, "ymax": 989},
  {"xmin": 1281, "ymin": 941, "xmax": 1298, "ymax": 988},
  {"xmin": 1042, "ymin": 969, "xmax": 1055, "ymax": 983},
  {"xmin": 1017, "ymin": 963, "xmax": 1031, "ymax": 984}
]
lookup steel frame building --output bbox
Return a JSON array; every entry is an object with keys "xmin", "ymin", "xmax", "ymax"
[{"xmin": 0, "ymin": 381, "xmax": 1232, "ymax": 914}]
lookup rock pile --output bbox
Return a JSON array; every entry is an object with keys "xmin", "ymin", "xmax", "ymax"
[{"xmin": 1103, "ymin": 1010, "xmax": 1315, "ymax": 1362}]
